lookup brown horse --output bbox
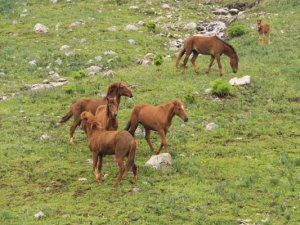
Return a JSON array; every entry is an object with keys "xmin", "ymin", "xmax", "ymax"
[
  {"xmin": 81, "ymin": 111, "xmax": 137, "ymax": 185},
  {"xmin": 60, "ymin": 82, "xmax": 133, "ymax": 144},
  {"xmin": 95, "ymin": 97, "xmax": 119, "ymax": 131},
  {"xmin": 176, "ymin": 35, "xmax": 239, "ymax": 76},
  {"xmin": 257, "ymin": 19, "xmax": 270, "ymax": 45},
  {"xmin": 125, "ymin": 100, "xmax": 188, "ymax": 154}
]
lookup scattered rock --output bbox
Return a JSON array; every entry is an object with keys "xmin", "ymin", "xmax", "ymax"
[
  {"xmin": 34, "ymin": 211, "xmax": 46, "ymax": 219},
  {"xmin": 69, "ymin": 20, "xmax": 85, "ymax": 27},
  {"xmin": 128, "ymin": 39, "xmax": 137, "ymax": 45},
  {"xmin": 183, "ymin": 22, "xmax": 197, "ymax": 30},
  {"xmin": 60, "ymin": 45, "xmax": 70, "ymax": 51},
  {"xmin": 43, "ymin": 79, "xmax": 50, "ymax": 84},
  {"xmin": 103, "ymin": 50, "xmax": 117, "ymax": 55},
  {"xmin": 49, "ymin": 71, "xmax": 61, "ymax": 80},
  {"xmin": 205, "ymin": 0, "xmax": 211, "ymax": 4},
  {"xmin": 55, "ymin": 58, "xmax": 62, "ymax": 65},
  {"xmin": 78, "ymin": 177, "xmax": 87, "ymax": 181},
  {"xmin": 124, "ymin": 24, "xmax": 138, "ymax": 31},
  {"xmin": 20, "ymin": 13, "xmax": 28, "ymax": 18},
  {"xmin": 88, "ymin": 66, "xmax": 102, "ymax": 73},
  {"xmin": 40, "ymin": 133, "xmax": 51, "ymax": 140},
  {"xmin": 87, "ymin": 159, "xmax": 93, "ymax": 164},
  {"xmin": 229, "ymin": 75, "xmax": 251, "ymax": 86},
  {"xmin": 29, "ymin": 60, "xmax": 36, "ymax": 65},
  {"xmin": 142, "ymin": 53, "xmax": 155, "ymax": 65},
  {"xmin": 129, "ymin": 6, "xmax": 139, "ymax": 10},
  {"xmin": 107, "ymin": 26, "xmax": 117, "ymax": 32},
  {"xmin": 237, "ymin": 12, "xmax": 246, "ymax": 20},
  {"xmin": 55, "ymin": 23, "xmax": 62, "ymax": 31},
  {"xmin": 103, "ymin": 174, "xmax": 109, "ymax": 180},
  {"xmin": 204, "ymin": 88, "xmax": 212, "ymax": 94},
  {"xmin": 0, "ymin": 96, "xmax": 8, "ymax": 101},
  {"xmin": 145, "ymin": 153, "xmax": 172, "ymax": 169},
  {"xmin": 213, "ymin": 8, "xmax": 229, "ymax": 16},
  {"xmin": 33, "ymin": 23, "xmax": 49, "ymax": 33},
  {"xmin": 196, "ymin": 21, "xmax": 227, "ymax": 38},
  {"xmin": 137, "ymin": 21, "xmax": 145, "ymax": 26},
  {"xmin": 135, "ymin": 127, "xmax": 145, "ymax": 136},
  {"xmin": 58, "ymin": 78, "xmax": 67, "ymax": 82},
  {"xmin": 133, "ymin": 187, "xmax": 140, "ymax": 192},
  {"xmin": 205, "ymin": 122, "xmax": 218, "ymax": 131},
  {"xmin": 80, "ymin": 38, "xmax": 87, "ymax": 43},
  {"xmin": 95, "ymin": 56, "xmax": 102, "ymax": 61},
  {"xmin": 103, "ymin": 70, "xmax": 115, "ymax": 78},
  {"xmin": 28, "ymin": 80, "xmax": 68, "ymax": 91},
  {"xmin": 161, "ymin": 3, "xmax": 170, "ymax": 9},
  {"xmin": 12, "ymin": 20, "xmax": 18, "ymax": 25},
  {"xmin": 229, "ymin": 8, "xmax": 239, "ymax": 15},
  {"xmin": 49, "ymin": 0, "xmax": 58, "ymax": 3}
]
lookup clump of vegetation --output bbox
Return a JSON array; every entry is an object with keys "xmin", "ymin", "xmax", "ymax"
[
  {"xmin": 146, "ymin": 22, "xmax": 156, "ymax": 32},
  {"xmin": 210, "ymin": 79, "xmax": 231, "ymax": 97},
  {"xmin": 227, "ymin": 24, "xmax": 246, "ymax": 37},
  {"xmin": 184, "ymin": 94, "xmax": 196, "ymax": 104},
  {"xmin": 154, "ymin": 54, "xmax": 163, "ymax": 66},
  {"xmin": 62, "ymin": 84, "xmax": 75, "ymax": 94},
  {"xmin": 72, "ymin": 70, "xmax": 86, "ymax": 80}
]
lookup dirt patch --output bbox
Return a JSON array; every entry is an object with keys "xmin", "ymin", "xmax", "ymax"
[{"xmin": 73, "ymin": 187, "xmax": 91, "ymax": 197}]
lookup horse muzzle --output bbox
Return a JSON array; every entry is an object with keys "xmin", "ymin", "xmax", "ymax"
[{"xmin": 184, "ymin": 117, "xmax": 189, "ymax": 122}]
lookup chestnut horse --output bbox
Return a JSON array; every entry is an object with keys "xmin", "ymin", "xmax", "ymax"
[
  {"xmin": 81, "ymin": 111, "xmax": 137, "ymax": 185},
  {"xmin": 60, "ymin": 82, "xmax": 133, "ymax": 144},
  {"xmin": 176, "ymin": 35, "xmax": 239, "ymax": 76},
  {"xmin": 95, "ymin": 97, "xmax": 119, "ymax": 131},
  {"xmin": 257, "ymin": 19, "xmax": 270, "ymax": 45},
  {"xmin": 125, "ymin": 100, "xmax": 188, "ymax": 154}
]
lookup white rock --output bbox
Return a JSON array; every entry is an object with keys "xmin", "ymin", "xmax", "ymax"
[
  {"xmin": 103, "ymin": 70, "xmax": 115, "ymax": 78},
  {"xmin": 213, "ymin": 8, "xmax": 229, "ymax": 15},
  {"xmin": 128, "ymin": 39, "xmax": 137, "ymax": 45},
  {"xmin": 204, "ymin": 88, "xmax": 212, "ymax": 94},
  {"xmin": 12, "ymin": 20, "xmax": 18, "ymax": 25},
  {"xmin": 29, "ymin": 60, "xmax": 36, "ymax": 65},
  {"xmin": 229, "ymin": 75, "xmax": 251, "ymax": 86},
  {"xmin": 129, "ymin": 6, "xmax": 138, "ymax": 9},
  {"xmin": 55, "ymin": 23, "xmax": 62, "ymax": 31},
  {"xmin": 103, "ymin": 174, "xmax": 109, "ymax": 180},
  {"xmin": 40, "ymin": 133, "xmax": 51, "ymax": 140},
  {"xmin": 69, "ymin": 20, "xmax": 85, "ymax": 27},
  {"xmin": 229, "ymin": 9, "xmax": 239, "ymax": 15},
  {"xmin": 95, "ymin": 56, "xmax": 102, "ymax": 61},
  {"xmin": 124, "ymin": 24, "xmax": 138, "ymax": 31},
  {"xmin": 205, "ymin": 122, "xmax": 218, "ymax": 131},
  {"xmin": 80, "ymin": 38, "xmax": 87, "ymax": 43},
  {"xmin": 137, "ymin": 21, "xmax": 145, "ymax": 26},
  {"xmin": 145, "ymin": 153, "xmax": 172, "ymax": 169},
  {"xmin": 107, "ymin": 26, "xmax": 117, "ymax": 31},
  {"xmin": 49, "ymin": 0, "xmax": 58, "ymax": 3},
  {"xmin": 43, "ymin": 79, "xmax": 50, "ymax": 84},
  {"xmin": 0, "ymin": 96, "xmax": 8, "ymax": 101},
  {"xmin": 161, "ymin": 3, "xmax": 170, "ymax": 9},
  {"xmin": 88, "ymin": 66, "xmax": 102, "ymax": 73},
  {"xmin": 34, "ymin": 211, "xmax": 45, "ymax": 219},
  {"xmin": 78, "ymin": 177, "xmax": 87, "ymax": 181},
  {"xmin": 135, "ymin": 127, "xmax": 145, "ymax": 136},
  {"xmin": 60, "ymin": 45, "xmax": 70, "ymax": 51},
  {"xmin": 103, "ymin": 50, "xmax": 117, "ymax": 55},
  {"xmin": 33, "ymin": 23, "xmax": 49, "ymax": 33},
  {"xmin": 55, "ymin": 58, "xmax": 62, "ymax": 65},
  {"xmin": 20, "ymin": 13, "xmax": 28, "ymax": 18},
  {"xmin": 183, "ymin": 22, "xmax": 197, "ymax": 30},
  {"xmin": 50, "ymin": 72, "xmax": 60, "ymax": 80},
  {"xmin": 133, "ymin": 187, "xmax": 140, "ymax": 192}
]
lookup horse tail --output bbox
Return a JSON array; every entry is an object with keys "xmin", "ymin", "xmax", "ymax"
[
  {"xmin": 124, "ymin": 120, "xmax": 131, "ymax": 131},
  {"xmin": 125, "ymin": 139, "xmax": 136, "ymax": 173},
  {"xmin": 176, "ymin": 47, "xmax": 186, "ymax": 68},
  {"xmin": 59, "ymin": 110, "xmax": 73, "ymax": 124}
]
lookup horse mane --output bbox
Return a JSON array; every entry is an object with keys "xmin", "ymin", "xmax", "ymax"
[{"xmin": 214, "ymin": 36, "xmax": 238, "ymax": 60}]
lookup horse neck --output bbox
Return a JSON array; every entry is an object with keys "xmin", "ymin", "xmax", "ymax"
[
  {"xmin": 106, "ymin": 114, "xmax": 117, "ymax": 129},
  {"xmin": 223, "ymin": 44, "xmax": 236, "ymax": 59},
  {"xmin": 106, "ymin": 94, "xmax": 121, "ymax": 106},
  {"xmin": 161, "ymin": 103, "xmax": 175, "ymax": 124}
]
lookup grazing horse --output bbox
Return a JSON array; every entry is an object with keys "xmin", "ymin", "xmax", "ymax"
[
  {"xmin": 60, "ymin": 82, "xmax": 133, "ymax": 144},
  {"xmin": 176, "ymin": 35, "xmax": 239, "ymax": 76},
  {"xmin": 257, "ymin": 19, "xmax": 270, "ymax": 45},
  {"xmin": 95, "ymin": 97, "xmax": 119, "ymax": 131},
  {"xmin": 125, "ymin": 100, "xmax": 188, "ymax": 154},
  {"xmin": 81, "ymin": 111, "xmax": 137, "ymax": 185}
]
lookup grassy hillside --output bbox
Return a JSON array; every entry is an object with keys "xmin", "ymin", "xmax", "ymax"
[{"xmin": 0, "ymin": 0, "xmax": 299, "ymax": 224}]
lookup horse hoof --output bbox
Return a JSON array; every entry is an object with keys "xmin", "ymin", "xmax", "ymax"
[{"xmin": 69, "ymin": 139, "xmax": 75, "ymax": 145}]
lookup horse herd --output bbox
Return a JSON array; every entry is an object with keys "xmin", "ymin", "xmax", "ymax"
[{"xmin": 60, "ymin": 21, "xmax": 270, "ymax": 184}]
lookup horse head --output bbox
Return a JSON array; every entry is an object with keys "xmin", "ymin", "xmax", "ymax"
[
  {"xmin": 107, "ymin": 82, "xmax": 133, "ymax": 98},
  {"xmin": 173, "ymin": 100, "xmax": 188, "ymax": 122}
]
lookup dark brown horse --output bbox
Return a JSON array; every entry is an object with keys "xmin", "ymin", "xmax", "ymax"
[
  {"xmin": 60, "ymin": 82, "xmax": 133, "ymax": 144},
  {"xmin": 125, "ymin": 100, "xmax": 188, "ymax": 154},
  {"xmin": 81, "ymin": 111, "xmax": 137, "ymax": 185},
  {"xmin": 95, "ymin": 97, "xmax": 119, "ymax": 131},
  {"xmin": 176, "ymin": 35, "xmax": 239, "ymax": 76}
]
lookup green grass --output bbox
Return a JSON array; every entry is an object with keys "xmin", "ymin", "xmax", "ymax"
[{"xmin": 0, "ymin": 0, "xmax": 300, "ymax": 224}]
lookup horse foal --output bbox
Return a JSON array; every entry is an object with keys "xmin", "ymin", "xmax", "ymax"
[{"xmin": 257, "ymin": 19, "xmax": 270, "ymax": 45}]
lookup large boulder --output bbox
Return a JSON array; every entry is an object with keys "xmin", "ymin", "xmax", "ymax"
[{"xmin": 145, "ymin": 153, "xmax": 172, "ymax": 169}]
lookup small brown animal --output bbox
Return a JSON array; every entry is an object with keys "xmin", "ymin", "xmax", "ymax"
[
  {"xmin": 60, "ymin": 82, "xmax": 133, "ymax": 144},
  {"xmin": 176, "ymin": 35, "xmax": 238, "ymax": 76},
  {"xmin": 257, "ymin": 19, "xmax": 270, "ymax": 45},
  {"xmin": 125, "ymin": 100, "xmax": 188, "ymax": 154},
  {"xmin": 95, "ymin": 97, "xmax": 119, "ymax": 131},
  {"xmin": 81, "ymin": 111, "xmax": 137, "ymax": 185}
]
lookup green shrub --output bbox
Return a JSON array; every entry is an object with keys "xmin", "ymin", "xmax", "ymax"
[
  {"xmin": 210, "ymin": 79, "xmax": 231, "ymax": 97},
  {"xmin": 72, "ymin": 70, "xmax": 85, "ymax": 80},
  {"xmin": 62, "ymin": 85, "xmax": 75, "ymax": 94},
  {"xmin": 154, "ymin": 54, "xmax": 163, "ymax": 66},
  {"xmin": 227, "ymin": 25, "xmax": 246, "ymax": 37},
  {"xmin": 146, "ymin": 22, "xmax": 156, "ymax": 32}
]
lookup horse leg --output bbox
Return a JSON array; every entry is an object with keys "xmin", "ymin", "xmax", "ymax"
[
  {"xmin": 156, "ymin": 130, "xmax": 168, "ymax": 154},
  {"xmin": 132, "ymin": 163, "xmax": 138, "ymax": 183},
  {"xmin": 129, "ymin": 116, "xmax": 139, "ymax": 137},
  {"xmin": 96, "ymin": 155, "xmax": 103, "ymax": 182},
  {"xmin": 190, "ymin": 51, "xmax": 199, "ymax": 74},
  {"xmin": 258, "ymin": 34, "xmax": 263, "ymax": 45},
  {"xmin": 70, "ymin": 118, "xmax": 81, "ymax": 144},
  {"xmin": 92, "ymin": 152, "xmax": 99, "ymax": 181},
  {"xmin": 181, "ymin": 50, "xmax": 192, "ymax": 75},
  {"xmin": 266, "ymin": 32, "xmax": 270, "ymax": 45},
  {"xmin": 115, "ymin": 158, "xmax": 125, "ymax": 185},
  {"xmin": 216, "ymin": 55, "xmax": 224, "ymax": 76},
  {"xmin": 206, "ymin": 55, "xmax": 215, "ymax": 74},
  {"xmin": 145, "ymin": 128, "xmax": 155, "ymax": 152}
]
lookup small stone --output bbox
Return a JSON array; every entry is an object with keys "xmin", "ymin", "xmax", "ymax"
[
  {"xmin": 40, "ymin": 133, "xmax": 51, "ymax": 140},
  {"xmin": 95, "ymin": 56, "xmax": 102, "ymax": 61},
  {"xmin": 80, "ymin": 38, "xmax": 87, "ymax": 43},
  {"xmin": 58, "ymin": 78, "xmax": 67, "ymax": 82},
  {"xmin": 55, "ymin": 58, "xmax": 62, "ymax": 65},
  {"xmin": 204, "ymin": 88, "xmax": 212, "ymax": 94},
  {"xmin": 34, "ymin": 211, "xmax": 45, "ymax": 219},
  {"xmin": 213, "ymin": 8, "xmax": 229, "ymax": 16},
  {"xmin": 124, "ymin": 24, "xmax": 138, "ymax": 31},
  {"xmin": 49, "ymin": 0, "xmax": 58, "ymax": 3},
  {"xmin": 183, "ymin": 22, "xmax": 197, "ymax": 30},
  {"xmin": 87, "ymin": 159, "xmax": 93, "ymax": 164},
  {"xmin": 55, "ymin": 23, "xmax": 62, "ymax": 31},
  {"xmin": 69, "ymin": 20, "xmax": 85, "ymax": 27},
  {"xmin": 103, "ymin": 50, "xmax": 117, "ymax": 55},
  {"xmin": 60, "ymin": 45, "xmax": 70, "ymax": 51},
  {"xmin": 205, "ymin": 122, "xmax": 218, "ymax": 131},
  {"xmin": 43, "ymin": 79, "xmax": 50, "ymax": 84},
  {"xmin": 129, "ymin": 6, "xmax": 138, "ymax": 10},
  {"xmin": 229, "ymin": 9, "xmax": 239, "ymax": 15},
  {"xmin": 161, "ymin": 3, "xmax": 170, "ymax": 9},
  {"xmin": 20, "ymin": 13, "xmax": 28, "ymax": 18},
  {"xmin": 12, "ymin": 20, "xmax": 18, "ymax": 25},
  {"xmin": 33, "ymin": 23, "xmax": 49, "ymax": 33},
  {"xmin": 103, "ymin": 70, "xmax": 115, "ymax": 78},
  {"xmin": 50, "ymin": 72, "xmax": 60, "ymax": 80},
  {"xmin": 107, "ymin": 26, "xmax": 117, "ymax": 32},
  {"xmin": 145, "ymin": 153, "xmax": 172, "ymax": 169},
  {"xmin": 78, "ymin": 177, "xmax": 87, "ymax": 181},
  {"xmin": 88, "ymin": 66, "xmax": 102, "ymax": 73},
  {"xmin": 0, "ymin": 96, "xmax": 8, "ymax": 101},
  {"xmin": 128, "ymin": 39, "xmax": 137, "ymax": 45},
  {"xmin": 133, "ymin": 187, "xmax": 140, "ymax": 192},
  {"xmin": 29, "ymin": 60, "xmax": 36, "ymax": 65},
  {"xmin": 137, "ymin": 21, "xmax": 145, "ymax": 26},
  {"xmin": 103, "ymin": 174, "xmax": 109, "ymax": 180}
]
